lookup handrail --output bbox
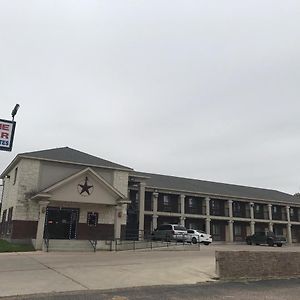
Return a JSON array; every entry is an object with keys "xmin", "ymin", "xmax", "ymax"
[{"xmin": 89, "ymin": 239, "xmax": 97, "ymax": 252}]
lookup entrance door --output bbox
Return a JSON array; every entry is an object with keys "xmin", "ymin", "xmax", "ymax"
[{"xmin": 44, "ymin": 207, "xmax": 79, "ymax": 239}]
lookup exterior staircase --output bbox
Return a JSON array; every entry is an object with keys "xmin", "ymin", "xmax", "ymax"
[{"xmin": 43, "ymin": 239, "xmax": 95, "ymax": 252}]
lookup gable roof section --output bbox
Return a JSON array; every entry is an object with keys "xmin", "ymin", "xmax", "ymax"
[
  {"xmin": 31, "ymin": 167, "xmax": 129, "ymax": 204},
  {"xmin": 133, "ymin": 171, "xmax": 298, "ymax": 204},
  {"xmin": 1, "ymin": 147, "xmax": 132, "ymax": 177},
  {"xmin": 43, "ymin": 167, "xmax": 126, "ymax": 198}
]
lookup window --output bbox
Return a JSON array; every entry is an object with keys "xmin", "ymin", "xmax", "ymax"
[
  {"xmin": 290, "ymin": 208, "xmax": 294, "ymax": 217},
  {"xmin": 163, "ymin": 195, "xmax": 170, "ymax": 206},
  {"xmin": 13, "ymin": 167, "xmax": 18, "ymax": 185},
  {"xmin": 188, "ymin": 198, "xmax": 194, "ymax": 208},
  {"xmin": 87, "ymin": 212, "xmax": 98, "ymax": 227},
  {"xmin": 273, "ymin": 206, "xmax": 277, "ymax": 213},
  {"xmin": 234, "ymin": 224, "xmax": 242, "ymax": 236}
]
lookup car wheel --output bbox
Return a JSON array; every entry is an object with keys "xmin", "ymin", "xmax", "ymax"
[
  {"xmin": 268, "ymin": 240, "xmax": 274, "ymax": 247},
  {"xmin": 191, "ymin": 237, "xmax": 197, "ymax": 244},
  {"xmin": 277, "ymin": 243, "xmax": 283, "ymax": 247},
  {"xmin": 203, "ymin": 242, "xmax": 210, "ymax": 246}
]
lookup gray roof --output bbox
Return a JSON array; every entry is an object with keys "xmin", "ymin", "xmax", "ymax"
[
  {"xmin": 17, "ymin": 147, "xmax": 132, "ymax": 171},
  {"xmin": 133, "ymin": 171, "xmax": 298, "ymax": 204}
]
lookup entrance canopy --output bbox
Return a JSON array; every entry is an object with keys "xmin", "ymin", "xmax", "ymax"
[{"xmin": 31, "ymin": 167, "xmax": 129, "ymax": 205}]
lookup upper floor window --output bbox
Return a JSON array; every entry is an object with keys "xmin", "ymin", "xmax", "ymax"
[
  {"xmin": 163, "ymin": 195, "xmax": 171, "ymax": 207},
  {"xmin": 233, "ymin": 202, "xmax": 241, "ymax": 212},
  {"xmin": 188, "ymin": 198, "xmax": 195, "ymax": 208},
  {"xmin": 290, "ymin": 208, "xmax": 295, "ymax": 217},
  {"xmin": 13, "ymin": 167, "xmax": 18, "ymax": 185}
]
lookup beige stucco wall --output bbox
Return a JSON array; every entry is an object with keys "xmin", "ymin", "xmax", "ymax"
[
  {"xmin": 49, "ymin": 171, "xmax": 119, "ymax": 206},
  {"xmin": 1, "ymin": 159, "xmax": 41, "ymax": 221},
  {"xmin": 113, "ymin": 171, "xmax": 129, "ymax": 197},
  {"xmin": 39, "ymin": 161, "xmax": 115, "ymax": 191}
]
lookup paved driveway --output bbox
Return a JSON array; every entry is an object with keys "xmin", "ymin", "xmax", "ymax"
[{"xmin": 1, "ymin": 244, "xmax": 300, "ymax": 298}]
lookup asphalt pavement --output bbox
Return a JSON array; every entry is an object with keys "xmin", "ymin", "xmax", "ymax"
[
  {"xmin": 2, "ymin": 278, "xmax": 300, "ymax": 300},
  {"xmin": 1, "ymin": 244, "xmax": 300, "ymax": 298}
]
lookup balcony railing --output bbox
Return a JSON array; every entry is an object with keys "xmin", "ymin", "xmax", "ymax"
[
  {"xmin": 290, "ymin": 215, "xmax": 299, "ymax": 222},
  {"xmin": 254, "ymin": 211, "xmax": 269, "ymax": 220},
  {"xmin": 185, "ymin": 207, "xmax": 204, "ymax": 215}
]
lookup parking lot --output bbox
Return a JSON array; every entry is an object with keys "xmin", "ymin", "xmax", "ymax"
[{"xmin": 1, "ymin": 243, "xmax": 300, "ymax": 298}]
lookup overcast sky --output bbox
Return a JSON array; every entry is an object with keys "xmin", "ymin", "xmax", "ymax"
[{"xmin": 0, "ymin": 1, "xmax": 299, "ymax": 194}]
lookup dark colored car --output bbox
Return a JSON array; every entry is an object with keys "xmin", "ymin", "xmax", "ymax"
[{"xmin": 246, "ymin": 231, "xmax": 287, "ymax": 247}]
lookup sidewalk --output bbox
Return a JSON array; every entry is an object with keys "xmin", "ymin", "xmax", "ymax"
[{"xmin": 0, "ymin": 248, "xmax": 216, "ymax": 297}]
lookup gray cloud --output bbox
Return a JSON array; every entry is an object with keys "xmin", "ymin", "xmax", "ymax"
[{"xmin": 0, "ymin": 0, "xmax": 299, "ymax": 194}]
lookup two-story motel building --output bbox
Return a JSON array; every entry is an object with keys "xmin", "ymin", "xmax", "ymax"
[{"xmin": 1, "ymin": 147, "xmax": 299, "ymax": 249}]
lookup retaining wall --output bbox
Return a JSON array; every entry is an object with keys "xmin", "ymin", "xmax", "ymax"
[{"xmin": 216, "ymin": 251, "xmax": 300, "ymax": 280}]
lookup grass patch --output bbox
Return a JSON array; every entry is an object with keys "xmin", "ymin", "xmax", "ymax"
[{"xmin": 0, "ymin": 239, "xmax": 35, "ymax": 252}]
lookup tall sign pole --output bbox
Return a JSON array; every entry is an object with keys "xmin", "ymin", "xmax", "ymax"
[{"xmin": 0, "ymin": 104, "xmax": 20, "ymax": 152}]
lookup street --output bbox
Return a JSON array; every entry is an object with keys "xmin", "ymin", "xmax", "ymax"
[{"xmin": 2, "ymin": 278, "xmax": 300, "ymax": 300}]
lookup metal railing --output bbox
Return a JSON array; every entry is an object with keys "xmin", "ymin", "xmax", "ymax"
[
  {"xmin": 89, "ymin": 239, "xmax": 97, "ymax": 252},
  {"xmin": 113, "ymin": 232, "xmax": 201, "ymax": 251}
]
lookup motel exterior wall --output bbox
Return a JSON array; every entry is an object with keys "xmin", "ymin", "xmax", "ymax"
[
  {"xmin": 1, "ymin": 147, "xmax": 300, "ymax": 248},
  {"xmin": 0, "ymin": 155, "xmax": 130, "ymax": 248},
  {"xmin": 131, "ymin": 181, "xmax": 300, "ymax": 244}
]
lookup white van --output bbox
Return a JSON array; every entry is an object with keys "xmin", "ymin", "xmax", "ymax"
[{"xmin": 152, "ymin": 224, "xmax": 188, "ymax": 242}]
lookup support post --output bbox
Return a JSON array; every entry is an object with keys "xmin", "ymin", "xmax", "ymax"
[
  {"xmin": 35, "ymin": 200, "xmax": 50, "ymax": 250},
  {"xmin": 180, "ymin": 194, "xmax": 185, "ymax": 226},
  {"xmin": 205, "ymin": 197, "xmax": 211, "ymax": 234},
  {"xmin": 152, "ymin": 191, "xmax": 158, "ymax": 231},
  {"xmin": 114, "ymin": 205, "xmax": 123, "ymax": 240},
  {"xmin": 228, "ymin": 220, "xmax": 234, "ymax": 243},
  {"xmin": 286, "ymin": 206, "xmax": 292, "ymax": 244},
  {"xmin": 268, "ymin": 204, "xmax": 273, "ymax": 232},
  {"xmin": 138, "ymin": 182, "xmax": 146, "ymax": 240}
]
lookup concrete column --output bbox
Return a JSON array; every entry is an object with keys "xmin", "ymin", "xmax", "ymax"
[
  {"xmin": 152, "ymin": 191, "xmax": 159, "ymax": 231},
  {"xmin": 250, "ymin": 202, "xmax": 254, "ymax": 220},
  {"xmin": 180, "ymin": 194, "xmax": 185, "ymax": 226},
  {"xmin": 205, "ymin": 218, "xmax": 211, "ymax": 235},
  {"xmin": 286, "ymin": 206, "xmax": 292, "ymax": 244},
  {"xmin": 205, "ymin": 197, "xmax": 210, "ymax": 216},
  {"xmin": 286, "ymin": 206, "xmax": 291, "ymax": 223},
  {"xmin": 228, "ymin": 200, "xmax": 233, "ymax": 218},
  {"xmin": 228, "ymin": 220, "xmax": 234, "ymax": 242},
  {"xmin": 250, "ymin": 221, "xmax": 255, "ymax": 235},
  {"xmin": 35, "ymin": 200, "xmax": 50, "ymax": 250},
  {"xmin": 268, "ymin": 204, "xmax": 273, "ymax": 232},
  {"xmin": 268, "ymin": 204, "xmax": 273, "ymax": 221},
  {"xmin": 205, "ymin": 197, "xmax": 211, "ymax": 234},
  {"xmin": 114, "ymin": 205, "xmax": 123, "ymax": 240},
  {"xmin": 268, "ymin": 222, "xmax": 273, "ymax": 232},
  {"xmin": 138, "ymin": 182, "xmax": 146, "ymax": 239},
  {"xmin": 152, "ymin": 215, "xmax": 158, "ymax": 232},
  {"xmin": 287, "ymin": 224, "xmax": 292, "ymax": 244}
]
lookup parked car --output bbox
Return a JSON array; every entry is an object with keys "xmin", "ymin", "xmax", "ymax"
[
  {"xmin": 186, "ymin": 229, "xmax": 212, "ymax": 245},
  {"xmin": 151, "ymin": 224, "xmax": 188, "ymax": 242},
  {"xmin": 246, "ymin": 231, "xmax": 287, "ymax": 247}
]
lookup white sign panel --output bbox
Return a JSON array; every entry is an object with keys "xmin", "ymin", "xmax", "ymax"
[{"xmin": 0, "ymin": 119, "xmax": 16, "ymax": 152}]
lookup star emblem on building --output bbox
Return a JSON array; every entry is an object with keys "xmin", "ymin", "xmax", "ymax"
[{"xmin": 77, "ymin": 176, "xmax": 94, "ymax": 196}]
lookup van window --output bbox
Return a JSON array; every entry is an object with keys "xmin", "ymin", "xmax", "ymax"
[{"xmin": 174, "ymin": 225, "xmax": 186, "ymax": 231}]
